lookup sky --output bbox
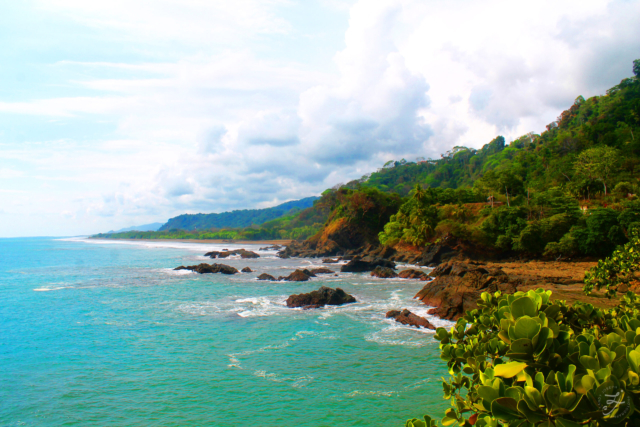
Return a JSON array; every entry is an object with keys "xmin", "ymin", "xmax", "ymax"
[{"xmin": 1, "ymin": 0, "xmax": 639, "ymax": 237}]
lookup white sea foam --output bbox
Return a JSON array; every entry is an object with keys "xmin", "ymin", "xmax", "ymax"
[{"xmin": 33, "ymin": 286, "xmax": 68, "ymax": 292}]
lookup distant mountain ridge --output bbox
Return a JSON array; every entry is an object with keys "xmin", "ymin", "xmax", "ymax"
[
  {"xmin": 159, "ymin": 196, "xmax": 319, "ymax": 231},
  {"xmin": 108, "ymin": 222, "xmax": 164, "ymax": 233}
]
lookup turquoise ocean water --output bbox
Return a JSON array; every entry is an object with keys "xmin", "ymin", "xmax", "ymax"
[{"xmin": 0, "ymin": 237, "xmax": 451, "ymax": 426}]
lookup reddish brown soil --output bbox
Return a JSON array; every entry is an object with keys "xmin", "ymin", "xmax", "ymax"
[{"xmin": 483, "ymin": 260, "xmax": 618, "ymax": 309}]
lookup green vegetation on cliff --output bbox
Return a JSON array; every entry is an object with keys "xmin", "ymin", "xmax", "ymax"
[
  {"xmin": 96, "ymin": 60, "xmax": 640, "ymax": 255},
  {"xmin": 376, "ymin": 61, "xmax": 640, "ymax": 259},
  {"xmin": 159, "ymin": 196, "xmax": 319, "ymax": 231}
]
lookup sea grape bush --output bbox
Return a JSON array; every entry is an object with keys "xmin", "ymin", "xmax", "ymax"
[
  {"xmin": 407, "ymin": 289, "xmax": 640, "ymax": 427},
  {"xmin": 584, "ymin": 228, "xmax": 640, "ymax": 298}
]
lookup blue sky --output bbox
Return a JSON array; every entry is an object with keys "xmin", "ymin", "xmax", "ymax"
[{"xmin": 1, "ymin": 0, "xmax": 639, "ymax": 237}]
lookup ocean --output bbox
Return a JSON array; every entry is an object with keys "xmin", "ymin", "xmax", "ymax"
[{"xmin": 0, "ymin": 237, "xmax": 451, "ymax": 426}]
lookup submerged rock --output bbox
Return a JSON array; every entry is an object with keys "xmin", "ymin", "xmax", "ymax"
[
  {"xmin": 241, "ymin": 267, "xmax": 252, "ymax": 273},
  {"xmin": 398, "ymin": 269, "xmax": 428, "ymax": 280},
  {"xmin": 386, "ymin": 309, "xmax": 435, "ymax": 330},
  {"xmin": 257, "ymin": 273, "xmax": 276, "ymax": 281},
  {"xmin": 415, "ymin": 261, "xmax": 516, "ymax": 320},
  {"xmin": 371, "ymin": 266, "xmax": 398, "ymax": 278},
  {"xmin": 340, "ymin": 256, "xmax": 395, "ymax": 273},
  {"xmin": 322, "ymin": 258, "xmax": 340, "ymax": 264},
  {"xmin": 286, "ymin": 286, "xmax": 356, "ymax": 308},
  {"xmin": 174, "ymin": 263, "xmax": 239, "ymax": 275}
]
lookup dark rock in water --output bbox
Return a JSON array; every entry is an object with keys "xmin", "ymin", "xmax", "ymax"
[
  {"xmin": 259, "ymin": 244, "xmax": 283, "ymax": 251},
  {"xmin": 418, "ymin": 245, "xmax": 455, "ymax": 267},
  {"xmin": 398, "ymin": 269, "xmax": 427, "ymax": 280},
  {"xmin": 322, "ymin": 258, "xmax": 340, "ymax": 264},
  {"xmin": 340, "ymin": 256, "xmax": 395, "ymax": 273},
  {"xmin": 241, "ymin": 267, "xmax": 252, "ymax": 273},
  {"xmin": 386, "ymin": 309, "xmax": 435, "ymax": 329},
  {"xmin": 310, "ymin": 267, "xmax": 335, "ymax": 275},
  {"xmin": 205, "ymin": 249, "xmax": 260, "ymax": 259},
  {"xmin": 286, "ymin": 286, "xmax": 356, "ymax": 308},
  {"xmin": 279, "ymin": 269, "xmax": 316, "ymax": 282},
  {"xmin": 257, "ymin": 273, "xmax": 276, "ymax": 281},
  {"xmin": 174, "ymin": 263, "xmax": 239, "ymax": 275},
  {"xmin": 415, "ymin": 261, "xmax": 515, "ymax": 320},
  {"xmin": 371, "ymin": 266, "xmax": 398, "ymax": 278}
]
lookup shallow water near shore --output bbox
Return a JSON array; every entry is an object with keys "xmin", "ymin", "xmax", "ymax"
[{"xmin": 1, "ymin": 237, "xmax": 451, "ymax": 426}]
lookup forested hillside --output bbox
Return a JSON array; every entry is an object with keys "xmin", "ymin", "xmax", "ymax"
[
  {"xmin": 96, "ymin": 60, "xmax": 640, "ymax": 258},
  {"xmin": 159, "ymin": 196, "xmax": 319, "ymax": 231}
]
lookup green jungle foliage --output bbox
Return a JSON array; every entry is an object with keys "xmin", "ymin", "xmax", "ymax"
[
  {"xmin": 407, "ymin": 288, "xmax": 640, "ymax": 427},
  {"xmin": 158, "ymin": 196, "xmax": 319, "ymax": 231},
  {"xmin": 584, "ymin": 228, "xmax": 640, "ymax": 298},
  {"xmin": 379, "ymin": 61, "xmax": 640, "ymax": 258},
  {"xmin": 96, "ymin": 60, "xmax": 640, "ymax": 251}
]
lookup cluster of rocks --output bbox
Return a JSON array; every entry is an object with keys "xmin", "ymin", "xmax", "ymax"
[
  {"xmin": 205, "ymin": 249, "xmax": 260, "ymax": 259},
  {"xmin": 256, "ymin": 267, "xmax": 335, "ymax": 282},
  {"xmin": 258, "ymin": 244, "xmax": 283, "ymax": 251},
  {"xmin": 414, "ymin": 261, "xmax": 517, "ymax": 320},
  {"xmin": 278, "ymin": 240, "xmax": 459, "ymax": 267},
  {"xmin": 174, "ymin": 263, "xmax": 240, "ymax": 275}
]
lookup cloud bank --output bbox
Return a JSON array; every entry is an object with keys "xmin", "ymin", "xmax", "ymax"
[{"xmin": 1, "ymin": 0, "xmax": 639, "ymax": 236}]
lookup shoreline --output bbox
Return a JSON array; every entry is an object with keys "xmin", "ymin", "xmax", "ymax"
[{"xmin": 88, "ymin": 237, "xmax": 293, "ymax": 245}]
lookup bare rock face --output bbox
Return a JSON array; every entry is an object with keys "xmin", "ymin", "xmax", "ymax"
[
  {"xmin": 257, "ymin": 273, "xmax": 276, "ymax": 281},
  {"xmin": 371, "ymin": 266, "xmax": 398, "ymax": 278},
  {"xmin": 415, "ymin": 261, "xmax": 516, "ymax": 320},
  {"xmin": 398, "ymin": 269, "xmax": 427, "ymax": 280},
  {"xmin": 418, "ymin": 245, "xmax": 456, "ymax": 266},
  {"xmin": 340, "ymin": 256, "xmax": 396, "ymax": 273},
  {"xmin": 309, "ymin": 267, "xmax": 335, "ymax": 275},
  {"xmin": 386, "ymin": 309, "xmax": 435, "ymax": 329},
  {"xmin": 205, "ymin": 249, "xmax": 260, "ymax": 259},
  {"xmin": 241, "ymin": 267, "xmax": 252, "ymax": 273},
  {"xmin": 174, "ymin": 263, "xmax": 239, "ymax": 274},
  {"xmin": 286, "ymin": 286, "xmax": 356, "ymax": 309}
]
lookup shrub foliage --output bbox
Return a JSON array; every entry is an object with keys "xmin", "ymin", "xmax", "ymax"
[{"xmin": 407, "ymin": 289, "xmax": 640, "ymax": 427}]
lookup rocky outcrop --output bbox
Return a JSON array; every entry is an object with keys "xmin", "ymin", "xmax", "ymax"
[
  {"xmin": 386, "ymin": 309, "xmax": 435, "ymax": 329},
  {"xmin": 205, "ymin": 249, "xmax": 260, "ymax": 259},
  {"xmin": 340, "ymin": 256, "xmax": 396, "ymax": 273},
  {"xmin": 417, "ymin": 245, "xmax": 456, "ymax": 266},
  {"xmin": 322, "ymin": 258, "xmax": 340, "ymax": 263},
  {"xmin": 257, "ymin": 273, "xmax": 276, "ymax": 281},
  {"xmin": 371, "ymin": 266, "xmax": 398, "ymax": 278},
  {"xmin": 279, "ymin": 269, "xmax": 316, "ymax": 282},
  {"xmin": 174, "ymin": 263, "xmax": 239, "ymax": 274},
  {"xmin": 259, "ymin": 245, "xmax": 283, "ymax": 251},
  {"xmin": 309, "ymin": 267, "xmax": 335, "ymax": 275},
  {"xmin": 398, "ymin": 269, "xmax": 428, "ymax": 279},
  {"xmin": 414, "ymin": 261, "xmax": 516, "ymax": 320},
  {"xmin": 286, "ymin": 286, "xmax": 356, "ymax": 309},
  {"xmin": 241, "ymin": 267, "xmax": 252, "ymax": 273}
]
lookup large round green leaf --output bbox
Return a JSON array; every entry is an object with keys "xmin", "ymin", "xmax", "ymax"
[
  {"xmin": 491, "ymin": 397, "xmax": 521, "ymax": 422},
  {"xmin": 514, "ymin": 317, "xmax": 541, "ymax": 340},
  {"xmin": 494, "ymin": 361, "xmax": 527, "ymax": 378},
  {"xmin": 511, "ymin": 296, "xmax": 538, "ymax": 318}
]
